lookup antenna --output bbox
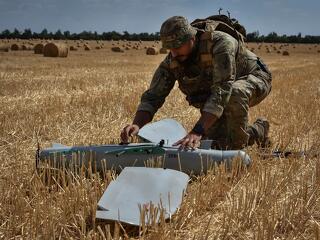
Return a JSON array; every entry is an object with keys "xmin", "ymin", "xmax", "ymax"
[
  {"xmin": 218, "ymin": 8, "xmax": 223, "ymax": 15},
  {"xmin": 227, "ymin": 10, "xmax": 231, "ymax": 18}
]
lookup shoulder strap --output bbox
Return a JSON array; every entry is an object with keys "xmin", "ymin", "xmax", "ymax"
[
  {"xmin": 169, "ymin": 59, "xmax": 180, "ymax": 69},
  {"xmin": 198, "ymin": 32, "xmax": 214, "ymax": 67}
]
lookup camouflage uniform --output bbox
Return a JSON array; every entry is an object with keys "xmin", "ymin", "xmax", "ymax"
[{"xmin": 137, "ymin": 16, "xmax": 272, "ymax": 149}]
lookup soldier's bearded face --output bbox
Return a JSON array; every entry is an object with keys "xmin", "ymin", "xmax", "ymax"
[{"xmin": 170, "ymin": 38, "xmax": 195, "ymax": 62}]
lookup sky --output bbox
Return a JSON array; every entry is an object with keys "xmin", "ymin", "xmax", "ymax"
[{"xmin": 0, "ymin": 0, "xmax": 319, "ymax": 36}]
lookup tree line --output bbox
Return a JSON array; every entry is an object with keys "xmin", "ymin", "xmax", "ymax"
[
  {"xmin": 1, "ymin": 28, "xmax": 319, "ymax": 43},
  {"xmin": 246, "ymin": 31, "xmax": 320, "ymax": 44},
  {"xmin": 0, "ymin": 28, "xmax": 160, "ymax": 41}
]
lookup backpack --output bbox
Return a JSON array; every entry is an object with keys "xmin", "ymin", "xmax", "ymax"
[{"xmin": 191, "ymin": 14, "xmax": 246, "ymax": 42}]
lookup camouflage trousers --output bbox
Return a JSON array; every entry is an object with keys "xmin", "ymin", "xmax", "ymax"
[{"xmin": 204, "ymin": 67, "xmax": 272, "ymax": 150}]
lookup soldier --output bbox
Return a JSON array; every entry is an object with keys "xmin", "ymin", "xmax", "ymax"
[{"xmin": 120, "ymin": 16, "xmax": 272, "ymax": 150}]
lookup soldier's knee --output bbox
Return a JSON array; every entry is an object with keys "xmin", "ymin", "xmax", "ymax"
[{"xmin": 247, "ymin": 75, "xmax": 271, "ymax": 107}]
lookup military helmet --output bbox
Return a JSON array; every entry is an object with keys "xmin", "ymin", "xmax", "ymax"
[{"xmin": 160, "ymin": 16, "xmax": 197, "ymax": 49}]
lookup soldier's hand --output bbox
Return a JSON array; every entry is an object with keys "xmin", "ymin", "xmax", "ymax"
[
  {"xmin": 173, "ymin": 132, "xmax": 202, "ymax": 149},
  {"xmin": 120, "ymin": 124, "xmax": 140, "ymax": 143}
]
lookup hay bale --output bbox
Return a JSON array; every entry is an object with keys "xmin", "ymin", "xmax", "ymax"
[
  {"xmin": 159, "ymin": 48, "xmax": 168, "ymax": 54},
  {"xmin": 277, "ymin": 50, "xmax": 281, "ymax": 54},
  {"xmin": 317, "ymin": 50, "xmax": 320, "ymax": 53},
  {"xmin": 43, "ymin": 42, "xmax": 68, "ymax": 57},
  {"xmin": 11, "ymin": 43, "xmax": 21, "ymax": 51},
  {"xmin": 95, "ymin": 46, "xmax": 101, "ymax": 50},
  {"xmin": 111, "ymin": 46, "xmax": 124, "ymax": 52},
  {"xmin": 70, "ymin": 46, "xmax": 78, "ymax": 51},
  {"xmin": 22, "ymin": 44, "xmax": 33, "ymax": 50},
  {"xmin": 84, "ymin": 44, "xmax": 91, "ymax": 51},
  {"xmin": 146, "ymin": 47, "xmax": 159, "ymax": 55},
  {"xmin": 282, "ymin": 50, "xmax": 290, "ymax": 56},
  {"xmin": 0, "ymin": 44, "xmax": 10, "ymax": 52}
]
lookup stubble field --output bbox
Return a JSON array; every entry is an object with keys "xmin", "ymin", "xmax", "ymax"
[{"xmin": 0, "ymin": 40, "xmax": 320, "ymax": 239}]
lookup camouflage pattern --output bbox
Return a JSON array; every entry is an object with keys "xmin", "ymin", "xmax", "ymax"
[
  {"xmin": 160, "ymin": 16, "xmax": 197, "ymax": 49},
  {"xmin": 137, "ymin": 24, "xmax": 272, "ymax": 149}
]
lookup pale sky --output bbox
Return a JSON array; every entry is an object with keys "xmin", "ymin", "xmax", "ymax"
[{"xmin": 0, "ymin": 0, "xmax": 319, "ymax": 36}]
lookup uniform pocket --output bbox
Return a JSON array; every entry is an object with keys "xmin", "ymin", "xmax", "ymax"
[{"xmin": 247, "ymin": 74, "xmax": 272, "ymax": 107}]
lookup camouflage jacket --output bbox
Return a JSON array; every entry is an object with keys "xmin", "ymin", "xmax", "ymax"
[{"xmin": 137, "ymin": 30, "xmax": 265, "ymax": 118}]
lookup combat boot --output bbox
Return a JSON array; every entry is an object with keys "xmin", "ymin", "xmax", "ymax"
[{"xmin": 253, "ymin": 117, "xmax": 271, "ymax": 149}]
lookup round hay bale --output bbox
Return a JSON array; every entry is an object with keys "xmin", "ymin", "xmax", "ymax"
[
  {"xmin": 43, "ymin": 42, "xmax": 68, "ymax": 57},
  {"xmin": 277, "ymin": 50, "xmax": 281, "ymax": 54},
  {"xmin": 22, "ymin": 44, "xmax": 33, "ymax": 50},
  {"xmin": 95, "ymin": 46, "xmax": 101, "ymax": 50},
  {"xmin": 111, "ymin": 46, "xmax": 124, "ymax": 52},
  {"xmin": 70, "ymin": 46, "xmax": 78, "ymax": 51},
  {"xmin": 317, "ymin": 50, "xmax": 320, "ymax": 53},
  {"xmin": 146, "ymin": 47, "xmax": 159, "ymax": 55},
  {"xmin": 34, "ymin": 43, "xmax": 44, "ymax": 54},
  {"xmin": 266, "ymin": 49, "xmax": 271, "ymax": 53},
  {"xmin": 0, "ymin": 44, "xmax": 10, "ymax": 52},
  {"xmin": 125, "ymin": 46, "xmax": 131, "ymax": 50},
  {"xmin": 159, "ymin": 47, "xmax": 168, "ymax": 54},
  {"xmin": 282, "ymin": 50, "xmax": 290, "ymax": 56},
  {"xmin": 11, "ymin": 43, "xmax": 21, "ymax": 51},
  {"xmin": 84, "ymin": 44, "xmax": 91, "ymax": 51}
]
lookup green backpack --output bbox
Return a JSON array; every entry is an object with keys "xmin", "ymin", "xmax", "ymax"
[{"xmin": 191, "ymin": 14, "xmax": 247, "ymax": 42}]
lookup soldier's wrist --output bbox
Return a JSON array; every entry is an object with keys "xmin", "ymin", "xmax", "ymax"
[{"xmin": 191, "ymin": 123, "xmax": 205, "ymax": 136}]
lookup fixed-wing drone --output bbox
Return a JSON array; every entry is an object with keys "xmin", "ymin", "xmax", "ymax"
[{"xmin": 37, "ymin": 119, "xmax": 251, "ymax": 226}]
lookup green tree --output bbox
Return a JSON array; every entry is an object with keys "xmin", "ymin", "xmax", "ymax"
[
  {"xmin": 39, "ymin": 29, "xmax": 48, "ymax": 39},
  {"xmin": 11, "ymin": 28, "xmax": 21, "ymax": 39},
  {"xmin": 54, "ymin": 29, "xmax": 64, "ymax": 39},
  {"xmin": 21, "ymin": 28, "xmax": 32, "ymax": 39},
  {"xmin": 1, "ymin": 29, "xmax": 11, "ymax": 39}
]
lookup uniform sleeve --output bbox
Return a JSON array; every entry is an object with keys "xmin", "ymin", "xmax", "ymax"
[
  {"xmin": 202, "ymin": 33, "xmax": 238, "ymax": 118},
  {"xmin": 136, "ymin": 61, "xmax": 176, "ymax": 117}
]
